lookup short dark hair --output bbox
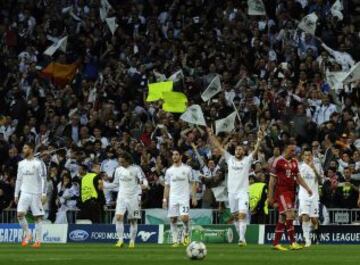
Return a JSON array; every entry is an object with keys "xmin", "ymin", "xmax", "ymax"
[
  {"xmin": 302, "ymin": 148, "xmax": 312, "ymax": 155},
  {"xmin": 119, "ymin": 152, "xmax": 133, "ymax": 164},
  {"xmin": 24, "ymin": 142, "xmax": 35, "ymax": 150},
  {"xmin": 171, "ymin": 148, "xmax": 182, "ymax": 155}
]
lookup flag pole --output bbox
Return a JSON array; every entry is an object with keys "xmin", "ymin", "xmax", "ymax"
[{"xmin": 231, "ymin": 100, "xmax": 242, "ymax": 124}]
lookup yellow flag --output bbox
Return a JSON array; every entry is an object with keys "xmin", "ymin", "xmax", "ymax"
[
  {"xmin": 162, "ymin": 91, "xmax": 188, "ymax": 113},
  {"xmin": 146, "ymin": 81, "xmax": 173, "ymax": 102}
]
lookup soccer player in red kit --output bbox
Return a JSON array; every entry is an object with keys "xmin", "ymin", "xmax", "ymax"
[{"xmin": 268, "ymin": 144, "xmax": 313, "ymax": 251}]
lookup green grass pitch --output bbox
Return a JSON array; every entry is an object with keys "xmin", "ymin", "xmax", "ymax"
[{"xmin": 0, "ymin": 244, "xmax": 359, "ymax": 265}]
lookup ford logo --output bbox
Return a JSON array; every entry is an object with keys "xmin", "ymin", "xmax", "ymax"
[{"xmin": 69, "ymin": 230, "xmax": 89, "ymax": 241}]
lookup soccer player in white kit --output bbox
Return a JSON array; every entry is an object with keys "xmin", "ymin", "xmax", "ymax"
[
  {"xmin": 207, "ymin": 127, "xmax": 264, "ymax": 246},
  {"xmin": 299, "ymin": 149, "xmax": 323, "ymax": 247},
  {"xmin": 14, "ymin": 143, "xmax": 47, "ymax": 248},
  {"xmin": 162, "ymin": 149, "xmax": 197, "ymax": 247},
  {"xmin": 105, "ymin": 152, "xmax": 148, "ymax": 248}
]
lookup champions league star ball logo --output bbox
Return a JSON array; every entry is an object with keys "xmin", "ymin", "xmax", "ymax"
[
  {"xmin": 305, "ymin": 17, "xmax": 315, "ymax": 28},
  {"xmin": 190, "ymin": 108, "xmax": 198, "ymax": 121},
  {"xmin": 223, "ymin": 121, "xmax": 229, "ymax": 128},
  {"xmin": 254, "ymin": 0, "xmax": 265, "ymax": 12}
]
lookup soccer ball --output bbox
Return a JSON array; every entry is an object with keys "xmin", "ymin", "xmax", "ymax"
[{"xmin": 186, "ymin": 241, "xmax": 207, "ymax": 260}]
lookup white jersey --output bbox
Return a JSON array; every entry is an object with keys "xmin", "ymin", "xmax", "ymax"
[
  {"xmin": 111, "ymin": 165, "xmax": 146, "ymax": 198},
  {"xmin": 224, "ymin": 152, "xmax": 253, "ymax": 194},
  {"xmin": 299, "ymin": 162, "xmax": 323, "ymax": 200},
  {"xmin": 165, "ymin": 163, "xmax": 193, "ymax": 203},
  {"xmin": 15, "ymin": 158, "xmax": 47, "ymax": 197},
  {"xmin": 100, "ymin": 158, "xmax": 119, "ymax": 178}
]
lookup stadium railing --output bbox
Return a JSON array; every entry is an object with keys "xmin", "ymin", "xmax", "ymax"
[{"xmin": 1, "ymin": 208, "xmax": 360, "ymax": 224}]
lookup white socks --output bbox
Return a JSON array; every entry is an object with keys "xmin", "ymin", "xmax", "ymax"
[
  {"xmin": 239, "ymin": 219, "xmax": 247, "ymax": 242},
  {"xmin": 34, "ymin": 219, "xmax": 43, "ymax": 243},
  {"xmin": 302, "ymin": 221, "xmax": 312, "ymax": 244},
  {"xmin": 130, "ymin": 222, "xmax": 138, "ymax": 242},
  {"xmin": 234, "ymin": 220, "xmax": 240, "ymax": 234},
  {"xmin": 116, "ymin": 220, "xmax": 124, "ymax": 242},
  {"xmin": 170, "ymin": 222, "xmax": 178, "ymax": 243},
  {"xmin": 18, "ymin": 217, "xmax": 30, "ymax": 237}
]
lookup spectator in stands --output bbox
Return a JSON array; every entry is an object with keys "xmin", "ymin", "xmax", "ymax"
[
  {"xmin": 78, "ymin": 163, "xmax": 105, "ymax": 223},
  {"xmin": 55, "ymin": 172, "xmax": 79, "ymax": 224}
]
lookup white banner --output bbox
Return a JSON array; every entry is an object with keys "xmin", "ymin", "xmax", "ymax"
[
  {"xmin": 298, "ymin": 13, "xmax": 318, "ymax": 35},
  {"xmin": 168, "ymin": 70, "xmax": 184, "ymax": 82},
  {"xmin": 180, "ymin": 105, "xmax": 207, "ymax": 126},
  {"xmin": 326, "ymin": 70, "xmax": 347, "ymax": 90},
  {"xmin": 106, "ymin": 17, "xmax": 118, "ymax": 35},
  {"xmin": 331, "ymin": 0, "xmax": 343, "ymax": 20},
  {"xmin": 342, "ymin": 62, "xmax": 360, "ymax": 84},
  {"xmin": 201, "ymin": 75, "xmax": 222, "ymax": 101},
  {"xmin": 215, "ymin": 111, "xmax": 237, "ymax": 135},
  {"xmin": 43, "ymin": 36, "xmax": 68, "ymax": 56},
  {"xmin": 248, "ymin": 0, "xmax": 266, "ymax": 16}
]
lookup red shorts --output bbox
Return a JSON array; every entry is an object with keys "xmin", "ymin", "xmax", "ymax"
[{"xmin": 275, "ymin": 191, "xmax": 295, "ymax": 214}]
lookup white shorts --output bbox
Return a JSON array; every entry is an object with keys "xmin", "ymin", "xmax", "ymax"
[
  {"xmin": 17, "ymin": 192, "xmax": 44, "ymax": 216},
  {"xmin": 299, "ymin": 198, "xmax": 319, "ymax": 218},
  {"xmin": 228, "ymin": 192, "xmax": 249, "ymax": 214},
  {"xmin": 115, "ymin": 196, "xmax": 141, "ymax": 219},
  {"xmin": 168, "ymin": 201, "xmax": 190, "ymax": 218}
]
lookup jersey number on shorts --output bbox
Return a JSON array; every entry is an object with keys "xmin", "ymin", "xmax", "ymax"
[
  {"xmin": 182, "ymin": 206, "xmax": 189, "ymax": 213},
  {"xmin": 133, "ymin": 210, "xmax": 140, "ymax": 218}
]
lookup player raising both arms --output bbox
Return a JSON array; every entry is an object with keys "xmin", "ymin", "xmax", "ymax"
[
  {"xmin": 207, "ymin": 127, "xmax": 265, "ymax": 246},
  {"xmin": 104, "ymin": 152, "xmax": 148, "ymax": 248},
  {"xmin": 299, "ymin": 149, "xmax": 323, "ymax": 247},
  {"xmin": 15, "ymin": 143, "xmax": 47, "ymax": 248},
  {"xmin": 268, "ymin": 144, "xmax": 313, "ymax": 251},
  {"xmin": 163, "ymin": 149, "xmax": 197, "ymax": 247}
]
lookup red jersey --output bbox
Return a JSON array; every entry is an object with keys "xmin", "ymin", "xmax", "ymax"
[{"xmin": 271, "ymin": 156, "xmax": 299, "ymax": 194}]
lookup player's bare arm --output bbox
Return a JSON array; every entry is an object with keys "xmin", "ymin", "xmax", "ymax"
[
  {"xmin": 267, "ymin": 174, "xmax": 277, "ymax": 206},
  {"xmin": 162, "ymin": 184, "xmax": 170, "ymax": 209},
  {"xmin": 251, "ymin": 128, "xmax": 265, "ymax": 157},
  {"xmin": 206, "ymin": 127, "xmax": 226, "ymax": 155},
  {"xmin": 309, "ymin": 161, "xmax": 322, "ymax": 184},
  {"xmin": 296, "ymin": 174, "xmax": 313, "ymax": 196}
]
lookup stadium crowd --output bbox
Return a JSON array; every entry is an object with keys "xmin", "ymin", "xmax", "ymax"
[{"xmin": 0, "ymin": 0, "xmax": 360, "ymax": 224}]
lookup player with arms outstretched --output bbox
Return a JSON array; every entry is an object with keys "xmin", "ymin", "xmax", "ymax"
[
  {"xmin": 207, "ymin": 127, "xmax": 264, "ymax": 246},
  {"xmin": 163, "ymin": 149, "xmax": 197, "ymax": 247},
  {"xmin": 299, "ymin": 149, "xmax": 323, "ymax": 247},
  {"xmin": 105, "ymin": 152, "xmax": 148, "ymax": 248},
  {"xmin": 268, "ymin": 144, "xmax": 313, "ymax": 251},
  {"xmin": 15, "ymin": 143, "xmax": 47, "ymax": 248}
]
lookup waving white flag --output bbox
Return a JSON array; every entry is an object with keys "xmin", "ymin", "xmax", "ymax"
[
  {"xmin": 106, "ymin": 17, "xmax": 118, "ymax": 35},
  {"xmin": 43, "ymin": 36, "xmax": 68, "ymax": 56},
  {"xmin": 201, "ymin": 75, "xmax": 222, "ymax": 101},
  {"xmin": 326, "ymin": 70, "xmax": 346, "ymax": 90},
  {"xmin": 101, "ymin": 0, "xmax": 112, "ymax": 11},
  {"xmin": 180, "ymin": 105, "xmax": 207, "ymax": 126},
  {"xmin": 298, "ymin": 13, "xmax": 318, "ymax": 35},
  {"xmin": 248, "ymin": 0, "xmax": 266, "ymax": 16},
  {"xmin": 168, "ymin": 70, "xmax": 184, "ymax": 82},
  {"xmin": 62, "ymin": 6, "xmax": 73, "ymax": 14},
  {"xmin": 215, "ymin": 112, "xmax": 237, "ymax": 135},
  {"xmin": 99, "ymin": 7, "xmax": 108, "ymax": 21},
  {"xmin": 331, "ymin": 0, "xmax": 343, "ymax": 21},
  {"xmin": 342, "ymin": 62, "xmax": 360, "ymax": 84}
]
